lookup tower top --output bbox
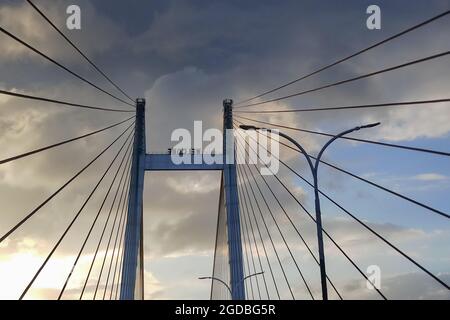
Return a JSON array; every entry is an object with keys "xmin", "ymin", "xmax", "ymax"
[
  {"xmin": 136, "ymin": 98, "xmax": 146, "ymax": 106},
  {"xmin": 223, "ymin": 99, "xmax": 233, "ymax": 107}
]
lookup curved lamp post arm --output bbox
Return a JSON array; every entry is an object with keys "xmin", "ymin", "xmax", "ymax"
[
  {"xmin": 239, "ymin": 125, "xmax": 315, "ymax": 175},
  {"xmin": 242, "ymin": 271, "xmax": 264, "ymax": 282},
  {"xmin": 235, "ymin": 271, "xmax": 265, "ymax": 295},
  {"xmin": 199, "ymin": 276, "xmax": 232, "ymax": 297},
  {"xmin": 314, "ymin": 122, "xmax": 381, "ymax": 173},
  {"xmin": 239, "ymin": 123, "xmax": 380, "ymax": 174},
  {"xmin": 267, "ymin": 129, "xmax": 316, "ymax": 175}
]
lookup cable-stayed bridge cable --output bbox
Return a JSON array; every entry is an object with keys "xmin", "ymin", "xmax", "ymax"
[
  {"xmin": 236, "ymin": 123, "xmax": 450, "ymax": 291},
  {"xmin": 234, "ymin": 98, "xmax": 450, "ymax": 114},
  {"xmin": 235, "ymin": 51, "xmax": 450, "ymax": 108},
  {"xmin": 235, "ymin": 10, "xmax": 450, "ymax": 105},
  {"xmin": 103, "ymin": 173, "xmax": 132, "ymax": 299},
  {"xmin": 93, "ymin": 153, "xmax": 132, "ymax": 299},
  {"xmin": 268, "ymin": 133, "xmax": 450, "ymax": 289},
  {"xmin": 79, "ymin": 149, "xmax": 133, "ymax": 299},
  {"xmin": 240, "ymin": 161, "xmax": 343, "ymax": 300},
  {"xmin": 234, "ymin": 118, "xmax": 450, "ymax": 219},
  {"xmin": 109, "ymin": 186, "xmax": 131, "ymax": 300},
  {"xmin": 237, "ymin": 180, "xmax": 263, "ymax": 299},
  {"xmin": 237, "ymin": 168, "xmax": 281, "ymax": 300},
  {"xmin": 234, "ymin": 126, "xmax": 386, "ymax": 299},
  {"xmin": 0, "ymin": 89, "xmax": 135, "ymax": 112},
  {"xmin": 0, "ymin": 116, "xmax": 134, "ymax": 165},
  {"xmin": 0, "ymin": 26, "xmax": 135, "ymax": 108},
  {"xmin": 0, "ymin": 122, "xmax": 135, "ymax": 245},
  {"xmin": 240, "ymin": 165, "xmax": 314, "ymax": 300},
  {"xmin": 238, "ymin": 185, "xmax": 256, "ymax": 299},
  {"xmin": 237, "ymin": 166, "xmax": 294, "ymax": 299},
  {"xmin": 57, "ymin": 137, "xmax": 133, "ymax": 299},
  {"xmin": 235, "ymin": 138, "xmax": 314, "ymax": 299},
  {"xmin": 236, "ymin": 133, "xmax": 343, "ymax": 299},
  {"xmin": 113, "ymin": 210, "xmax": 129, "ymax": 299},
  {"xmin": 26, "ymin": 0, "xmax": 134, "ymax": 103},
  {"xmin": 237, "ymin": 176, "xmax": 270, "ymax": 299},
  {"xmin": 234, "ymin": 115, "xmax": 450, "ymax": 157},
  {"xmin": 19, "ymin": 128, "xmax": 134, "ymax": 299}
]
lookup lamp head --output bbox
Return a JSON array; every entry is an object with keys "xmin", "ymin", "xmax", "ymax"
[
  {"xmin": 362, "ymin": 122, "xmax": 381, "ymax": 129},
  {"xmin": 239, "ymin": 125, "xmax": 259, "ymax": 131},
  {"xmin": 356, "ymin": 122, "xmax": 381, "ymax": 130}
]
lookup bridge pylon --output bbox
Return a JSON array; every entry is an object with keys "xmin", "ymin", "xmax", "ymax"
[
  {"xmin": 221, "ymin": 99, "xmax": 246, "ymax": 300},
  {"xmin": 120, "ymin": 98, "xmax": 146, "ymax": 300},
  {"xmin": 119, "ymin": 98, "xmax": 245, "ymax": 300}
]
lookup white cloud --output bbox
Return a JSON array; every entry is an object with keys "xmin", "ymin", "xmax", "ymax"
[
  {"xmin": 166, "ymin": 175, "xmax": 220, "ymax": 195},
  {"xmin": 342, "ymin": 272, "xmax": 450, "ymax": 300},
  {"xmin": 413, "ymin": 173, "xmax": 447, "ymax": 181}
]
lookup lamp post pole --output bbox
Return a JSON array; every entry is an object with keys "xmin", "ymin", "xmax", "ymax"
[{"xmin": 239, "ymin": 122, "xmax": 380, "ymax": 300}]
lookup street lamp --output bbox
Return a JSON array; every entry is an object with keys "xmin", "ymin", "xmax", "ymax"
[
  {"xmin": 199, "ymin": 271, "xmax": 265, "ymax": 299},
  {"xmin": 239, "ymin": 122, "xmax": 380, "ymax": 300}
]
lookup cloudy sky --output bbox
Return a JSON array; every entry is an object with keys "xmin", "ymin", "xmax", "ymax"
[{"xmin": 0, "ymin": 0, "xmax": 449, "ymax": 300}]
